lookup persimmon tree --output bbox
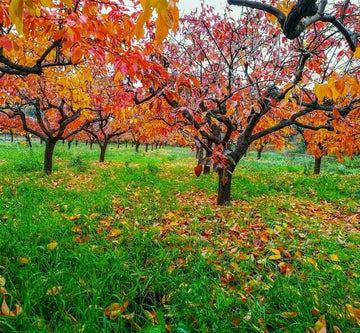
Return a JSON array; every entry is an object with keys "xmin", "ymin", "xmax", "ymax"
[
  {"xmin": 0, "ymin": 0, "xmax": 178, "ymax": 79},
  {"xmin": 0, "ymin": 67, "xmax": 101, "ymax": 174},
  {"xmin": 135, "ymin": 4, "xmax": 360, "ymax": 205}
]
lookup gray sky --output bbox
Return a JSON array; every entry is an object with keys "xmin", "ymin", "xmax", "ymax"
[{"xmin": 178, "ymin": 0, "xmax": 228, "ymax": 15}]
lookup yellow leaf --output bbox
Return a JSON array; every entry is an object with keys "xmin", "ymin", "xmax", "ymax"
[
  {"xmin": 230, "ymin": 262, "xmax": 239, "ymax": 271},
  {"xmin": 40, "ymin": 0, "xmax": 52, "ymax": 7},
  {"xmin": 314, "ymin": 83, "xmax": 333, "ymax": 101},
  {"xmin": 329, "ymin": 254, "xmax": 339, "ymax": 261},
  {"xmin": 155, "ymin": 12, "xmax": 169, "ymax": 43},
  {"xmin": 268, "ymin": 248, "xmax": 281, "ymax": 260},
  {"xmin": 314, "ymin": 315, "xmax": 327, "ymax": 333},
  {"xmin": 61, "ymin": 0, "xmax": 72, "ymax": 9},
  {"xmin": 307, "ymin": 257, "xmax": 319, "ymax": 269},
  {"xmin": 47, "ymin": 241, "xmax": 58, "ymax": 251},
  {"xmin": 9, "ymin": 0, "xmax": 24, "ymax": 34},
  {"xmin": 109, "ymin": 228, "xmax": 121, "ymax": 237},
  {"xmin": 135, "ymin": 8, "xmax": 152, "ymax": 40},
  {"xmin": 0, "ymin": 276, "xmax": 5, "ymax": 288},
  {"xmin": 354, "ymin": 46, "xmax": 360, "ymax": 58}
]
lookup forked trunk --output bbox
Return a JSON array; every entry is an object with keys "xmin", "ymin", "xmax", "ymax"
[
  {"xmin": 44, "ymin": 139, "xmax": 56, "ymax": 175},
  {"xmin": 314, "ymin": 156, "xmax": 322, "ymax": 174}
]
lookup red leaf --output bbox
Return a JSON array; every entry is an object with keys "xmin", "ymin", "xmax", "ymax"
[
  {"xmin": 194, "ymin": 165, "xmax": 202, "ymax": 177},
  {"xmin": 0, "ymin": 37, "xmax": 12, "ymax": 51}
]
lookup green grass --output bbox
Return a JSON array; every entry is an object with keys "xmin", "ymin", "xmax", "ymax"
[{"xmin": 0, "ymin": 141, "xmax": 360, "ymax": 332}]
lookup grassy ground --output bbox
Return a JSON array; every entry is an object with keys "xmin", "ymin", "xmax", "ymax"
[{"xmin": 0, "ymin": 141, "xmax": 359, "ymax": 332}]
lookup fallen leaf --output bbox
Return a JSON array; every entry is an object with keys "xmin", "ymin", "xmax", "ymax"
[
  {"xmin": 307, "ymin": 258, "xmax": 319, "ymax": 269},
  {"xmin": 109, "ymin": 229, "xmax": 121, "ymax": 237},
  {"xmin": 281, "ymin": 312, "xmax": 297, "ymax": 318},
  {"xmin": 19, "ymin": 257, "xmax": 28, "ymax": 265},
  {"xmin": 329, "ymin": 254, "xmax": 339, "ymax": 261},
  {"xmin": 346, "ymin": 304, "xmax": 360, "ymax": 325},
  {"xmin": 314, "ymin": 315, "xmax": 327, "ymax": 333},
  {"xmin": 0, "ymin": 276, "xmax": 5, "ymax": 288},
  {"xmin": 46, "ymin": 286, "xmax": 62, "ymax": 295},
  {"xmin": 269, "ymin": 248, "xmax": 281, "ymax": 260},
  {"xmin": 47, "ymin": 241, "xmax": 58, "ymax": 251},
  {"xmin": 122, "ymin": 312, "xmax": 135, "ymax": 320}
]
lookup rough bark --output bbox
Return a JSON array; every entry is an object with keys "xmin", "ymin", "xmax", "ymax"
[
  {"xmin": 99, "ymin": 142, "xmax": 108, "ymax": 162},
  {"xmin": 44, "ymin": 139, "xmax": 57, "ymax": 175},
  {"xmin": 217, "ymin": 168, "xmax": 233, "ymax": 205},
  {"xmin": 314, "ymin": 156, "xmax": 322, "ymax": 174}
]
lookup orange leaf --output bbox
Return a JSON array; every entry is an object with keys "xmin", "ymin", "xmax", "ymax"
[
  {"xmin": 281, "ymin": 312, "xmax": 297, "ymax": 318},
  {"xmin": 71, "ymin": 47, "xmax": 83, "ymax": 64},
  {"xmin": 346, "ymin": 304, "xmax": 360, "ymax": 325}
]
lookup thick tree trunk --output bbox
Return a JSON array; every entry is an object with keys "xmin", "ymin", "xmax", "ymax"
[
  {"xmin": 44, "ymin": 139, "xmax": 56, "ymax": 175},
  {"xmin": 99, "ymin": 142, "xmax": 108, "ymax": 162},
  {"xmin": 314, "ymin": 156, "xmax": 322, "ymax": 174},
  {"xmin": 217, "ymin": 168, "xmax": 233, "ymax": 206}
]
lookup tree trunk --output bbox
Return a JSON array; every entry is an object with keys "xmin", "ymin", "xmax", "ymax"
[
  {"xmin": 99, "ymin": 142, "xmax": 108, "ymax": 162},
  {"xmin": 135, "ymin": 141, "xmax": 140, "ymax": 153},
  {"xmin": 44, "ymin": 139, "xmax": 57, "ymax": 175},
  {"xmin": 145, "ymin": 143, "xmax": 149, "ymax": 152},
  {"xmin": 125, "ymin": 141, "xmax": 128, "ymax": 148},
  {"xmin": 67, "ymin": 140, "xmax": 72, "ymax": 149},
  {"xmin": 25, "ymin": 134, "xmax": 32, "ymax": 148},
  {"xmin": 10, "ymin": 130, "xmax": 14, "ymax": 143},
  {"xmin": 314, "ymin": 156, "xmax": 322, "ymax": 174},
  {"xmin": 217, "ymin": 168, "xmax": 233, "ymax": 206},
  {"xmin": 117, "ymin": 139, "xmax": 121, "ymax": 148},
  {"xmin": 151, "ymin": 143, "xmax": 154, "ymax": 151},
  {"xmin": 257, "ymin": 145, "xmax": 264, "ymax": 160},
  {"xmin": 90, "ymin": 141, "xmax": 93, "ymax": 149}
]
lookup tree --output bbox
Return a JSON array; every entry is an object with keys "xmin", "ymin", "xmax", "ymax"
[
  {"xmin": 0, "ymin": 67, "xmax": 100, "ymax": 174},
  {"xmin": 0, "ymin": 0, "xmax": 179, "ymax": 78},
  {"xmin": 297, "ymin": 107, "xmax": 360, "ymax": 174},
  {"xmin": 135, "ymin": 4, "xmax": 360, "ymax": 205}
]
